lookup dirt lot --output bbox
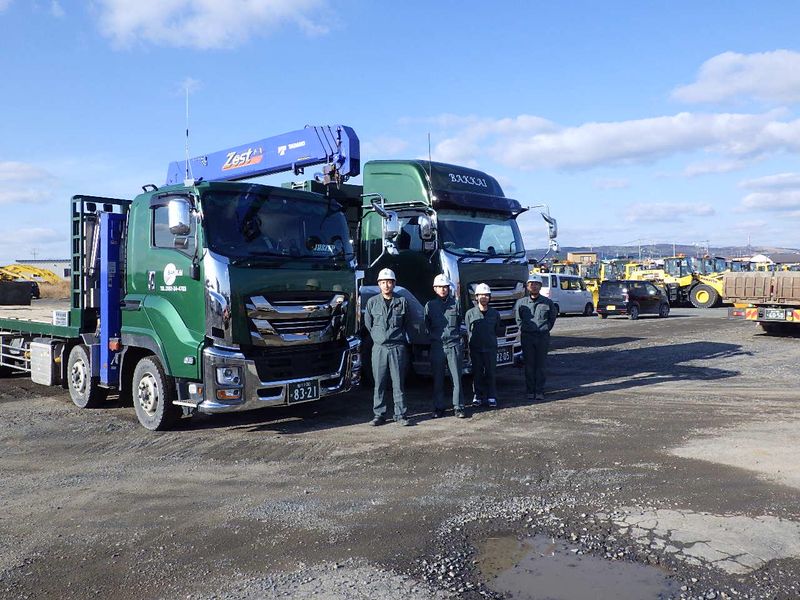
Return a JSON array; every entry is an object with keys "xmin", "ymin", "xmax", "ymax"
[{"xmin": 1, "ymin": 307, "xmax": 798, "ymax": 599}]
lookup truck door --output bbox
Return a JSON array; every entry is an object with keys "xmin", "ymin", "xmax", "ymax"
[{"xmin": 130, "ymin": 196, "xmax": 205, "ymax": 378}]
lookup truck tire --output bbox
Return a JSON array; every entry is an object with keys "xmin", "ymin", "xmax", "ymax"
[
  {"xmin": 628, "ymin": 304, "xmax": 640, "ymax": 320},
  {"xmin": 583, "ymin": 302, "xmax": 594, "ymax": 316},
  {"xmin": 132, "ymin": 356, "xmax": 180, "ymax": 431},
  {"xmin": 658, "ymin": 302, "xmax": 670, "ymax": 318},
  {"xmin": 759, "ymin": 322, "xmax": 793, "ymax": 336},
  {"xmin": 553, "ymin": 303, "xmax": 561, "ymax": 316},
  {"xmin": 690, "ymin": 284, "xmax": 719, "ymax": 308},
  {"xmin": 67, "ymin": 345, "xmax": 108, "ymax": 409}
]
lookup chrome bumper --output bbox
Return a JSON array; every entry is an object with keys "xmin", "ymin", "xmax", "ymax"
[{"xmin": 195, "ymin": 338, "xmax": 361, "ymax": 414}]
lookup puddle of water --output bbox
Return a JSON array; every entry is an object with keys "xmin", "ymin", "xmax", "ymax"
[{"xmin": 477, "ymin": 534, "xmax": 679, "ymax": 600}]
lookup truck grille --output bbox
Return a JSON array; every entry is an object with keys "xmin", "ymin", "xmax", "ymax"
[
  {"xmin": 248, "ymin": 341, "xmax": 346, "ymax": 381},
  {"xmin": 246, "ymin": 292, "xmax": 349, "ymax": 346}
]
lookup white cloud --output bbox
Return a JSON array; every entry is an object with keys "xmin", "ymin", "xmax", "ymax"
[
  {"xmin": 594, "ymin": 178, "xmax": 629, "ymax": 190},
  {"xmin": 94, "ymin": 0, "xmax": 330, "ymax": 50},
  {"xmin": 0, "ymin": 189, "xmax": 48, "ymax": 205},
  {"xmin": 425, "ymin": 110, "xmax": 800, "ymax": 171},
  {"xmin": 742, "ymin": 190, "xmax": 800, "ymax": 211},
  {"xmin": 0, "ymin": 0, "xmax": 11, "ymax": 12},
  {"xmin": 672, "ymin": 50, "xmax": 800, "ymax": 104},
  {"xmin": 50, "ymin": 0, "xmax": 64, "ymax": 17},
  {"xmin": 739, "ymin": 172, "xmax": 800, "ymax": 191},
  {"xmin": 0, "ymin": 161, "xmax": 54, "ymax": 182},
  {"xmin": 624, "ymin": 202, "xmax": 715, "ymax": 223},
  {"xmin": 684, "ymin": 158, "xmax": 756, "ymax": 177}
]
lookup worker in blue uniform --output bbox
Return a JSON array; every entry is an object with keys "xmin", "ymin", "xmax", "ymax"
[
  {"xmin": 424, "ymin": 274, "xmax": 466, "ymax": 418},
  {"xmin": 365, "ymin": 268, "xmax": 412, "ymax": 426}
]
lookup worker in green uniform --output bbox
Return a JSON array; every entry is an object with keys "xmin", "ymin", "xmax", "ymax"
[
  {"xmin": 424, "ymin": 274, "xmax": 466, "ymax": 419},
  {"xmin": 365, "ymin": 268, "xmax": 412, "ymax": 426},
  {"xmin": 465, "ymin": 283, "xmax": 504, "ymax": 408},
  {"xmin": 514, "ymin": 274, "xmax": 557, "ymax": 402}
]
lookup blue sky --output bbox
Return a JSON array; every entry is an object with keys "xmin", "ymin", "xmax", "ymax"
[{"xmin": 2, "ymin": 1, "xmax": 800, "ymax": 264}]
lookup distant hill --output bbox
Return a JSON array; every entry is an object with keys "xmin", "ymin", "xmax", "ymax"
[{"xmin": 526, "ymin": 244, "xmax": 800, "ymax": 262}]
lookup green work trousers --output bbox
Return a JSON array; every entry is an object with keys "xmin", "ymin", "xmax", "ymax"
[
  {"xmin": 372, "ymin": 344, "xmax": 407, "ymax": 419},
  {"xmin": 521, "ymin": 332, "xmax": 550, "ymax": 395},
  {"xmin": 431, "ymin": 343, "xmax": 464, "ymax": 411},
  {"xmin": 470, "ymin": 349, "xmax": 497, "ymax": 401}
]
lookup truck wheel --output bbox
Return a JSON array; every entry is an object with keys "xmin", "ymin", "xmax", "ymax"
[
  {"xmin": 759, "ymin": 322, "xmax": 792, "ymax": 336},
  {"xmin": 67, "ymin": 345, "xmax": 108, "ymax": 408},
  {"xmin": 658, "ymin": 302, "xmax": 670, "ymax": 318},
  {"xmin": 583, "ymin": 302, "xmax": 594, "ymax": 316},
  {"xmin": 132, "ymin": 356, "xmax": 180, "ymax": 431},
  {"xmin": 629, "ymin": 304, "xmax": 640, "ymax": 320},
  {"xmin": 690, "ymin": 284, "xmax": 719, "ymax": 308},
  {"xmin": 553, "ymin": 303, "xmax": 561, "ymax": 316}
]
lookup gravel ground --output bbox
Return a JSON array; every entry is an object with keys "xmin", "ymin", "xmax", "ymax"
[{"xmin": 0, "ymin": 307, "xmax": 798, "ymax": 599}]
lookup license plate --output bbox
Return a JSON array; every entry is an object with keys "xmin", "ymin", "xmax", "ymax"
[
  {"xmin": 287, "ymin": 380, "xmax": 319, "ymax": 403},
  {"xmin": 765, "ymin": 308, "xmax": 786, "ymax": 320},
  {"xmin": 496, "ymin": 346, "xmax": 512, "ymax": 365},
  {"xmin": 606, "ymin": 305, "xmax": 616, "ymax": 311}
]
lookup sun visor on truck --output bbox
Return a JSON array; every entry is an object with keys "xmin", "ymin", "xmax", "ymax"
[{"xmin": 430, "ymin": 189, "xmax": 526, "ymax": 216}]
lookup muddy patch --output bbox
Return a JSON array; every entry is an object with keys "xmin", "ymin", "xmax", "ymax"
[{"xmin": 476, "ymin": 534, "xmax": 678, "ymax": 599}]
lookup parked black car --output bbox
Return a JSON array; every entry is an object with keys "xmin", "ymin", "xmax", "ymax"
[{"xmin": 597, "ymin": 279, "xmax": 670, "ymax": 320}]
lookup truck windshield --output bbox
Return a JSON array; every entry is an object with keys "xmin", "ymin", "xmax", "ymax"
[
  {"xmin": 437, "ymin": 209, "xmax": 524, "ymax": 257},
  {"xmin": 201, "ymin": 190, "xmax": 353, "ymax": 262}
]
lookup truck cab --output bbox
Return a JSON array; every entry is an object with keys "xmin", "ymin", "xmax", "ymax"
[{"xmin": 354, "ymin": 160, "xmax": 532, "ymax": 373}]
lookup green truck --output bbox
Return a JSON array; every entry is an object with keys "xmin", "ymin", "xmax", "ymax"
[
  {"xmin": 289, "ymin": 159, "xmax": 556, "ymax": 374},
  {"xmin": 0, "ymin": 126, "xmax": 362, "ymax": 430}
]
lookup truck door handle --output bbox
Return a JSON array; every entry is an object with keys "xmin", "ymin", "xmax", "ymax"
[{"xmin": 148, "ymin": 271, "xmax": 155, "ymax": 291}]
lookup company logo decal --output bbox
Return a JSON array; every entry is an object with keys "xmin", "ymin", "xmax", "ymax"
[
  {"xmin": 222, "ymin": 146, "xmax": 264, "ymax": 171},
  {"xmin": 161, "ymin": 263, "xmax": 187, "ymax": 292},
  {"xmin": 277, "ymin": 140, "xmax": 307, "ymax": 156}
]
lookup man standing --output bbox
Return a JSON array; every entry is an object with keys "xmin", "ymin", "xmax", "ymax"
[
  {"xmin": 424, "ymin": 274, "xmax": 466, "ymax": 419},
  {"xmin": 465, "ymin": 283, "xmax": 504, "ymax": 408},
  {"xmin": 514, "ymin": 274, "xmax": 557, "ymax": 402},
  {"xmin": 365, "ymin": 268, "xmax": 411, "ymax": 426}
]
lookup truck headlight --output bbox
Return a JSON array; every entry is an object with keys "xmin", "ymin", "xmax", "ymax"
[{"xmin": 216, "ymin": 366, "xmax": 242, "ymax": 386}]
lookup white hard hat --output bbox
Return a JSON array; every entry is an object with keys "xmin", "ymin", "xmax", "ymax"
[
  {"xmin": 474, "ymin": 283, "xmax": 492, "ymax": 295},
  {"xmin": 377, "ymin": 268, "xmax": 396, "ymax": 281},
  {"xmin": 527, "ymin": 274, "xmax": 543, "ymax": 284},
  {"xmin": 433, "ymin": 274, "xmax": 451, "ymax": 287}
]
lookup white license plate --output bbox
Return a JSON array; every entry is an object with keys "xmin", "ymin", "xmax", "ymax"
[
  {"xmin": 496, "ymin": 347, "xmax": 512, "ymax": 365},
  {"xmin": 287, "ymin": 380, "xmax": 319, "ymax": 403},
  {"xmin": 606, "ymin": 305, "xmax": 616, "ymax": 311},
  {"xmin": 765, "ymin": 308, "xmax": 786, "ymax": 320}
]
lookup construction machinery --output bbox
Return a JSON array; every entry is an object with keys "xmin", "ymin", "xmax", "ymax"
[{"xmin": 0, "ymin": 264, "xmax": 62, "ymax": 284}]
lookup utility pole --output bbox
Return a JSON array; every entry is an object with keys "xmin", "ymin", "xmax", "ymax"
[{"xmin": 30, "ymin": 248, "xmax": 39, "ymax": 261}]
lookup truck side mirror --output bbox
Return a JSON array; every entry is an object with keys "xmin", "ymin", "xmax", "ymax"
[
  {"xmin": 418, "ymin": 215, "xmax": 434, "ymax": 241},
  {"xmin": 542, "ymin": 213, "xmax": 558, "ymax": 240},
  {"xmin": 168, "ymin": 199, "xmax": 192, "ymax": 236},
  {"xmin": 383, "ymin": 211, "xmax": 400, "ymax": 240}
]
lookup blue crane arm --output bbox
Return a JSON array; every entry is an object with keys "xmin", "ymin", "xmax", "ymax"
[{"xmin": 165, "ymin": 125, "xmax": 359, "ymax": 185}]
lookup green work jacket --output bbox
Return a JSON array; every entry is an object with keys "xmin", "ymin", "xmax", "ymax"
[
  {"xmin": 514, "ymin": 294, "xmax": 557, "ymax": 334},
  {"xmin": 465, "ymin": 306, "xmax": 504, "ymax": 352},
  {"xmin": 365, "ymin": 293, "xmax": 410, "ymax": 347},
  {"xmin": 424, "ymin": 295, "xmax": 462, "ymax": 348}
]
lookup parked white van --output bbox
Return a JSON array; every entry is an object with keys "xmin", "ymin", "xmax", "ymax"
[{"xmin": 538, "ymin": 273, "xmax": 594, "ymax": 316}]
